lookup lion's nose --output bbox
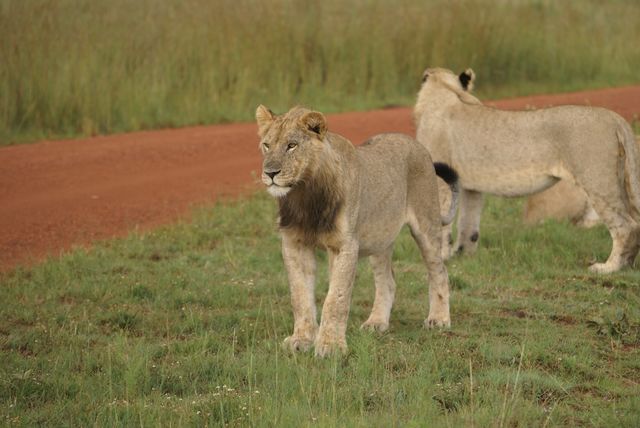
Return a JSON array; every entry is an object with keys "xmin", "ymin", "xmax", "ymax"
[{"xmin": 265, "ymin": 170, "xmax": 281, "ymax": 179}]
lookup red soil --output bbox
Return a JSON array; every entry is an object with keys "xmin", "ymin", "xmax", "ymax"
[{"xmin": 1, "ymin": 85, "xmax": 640, "ymax": 271}]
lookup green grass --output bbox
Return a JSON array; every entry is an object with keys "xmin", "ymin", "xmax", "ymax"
[
  {"xmin": 2, "ymin": 193, "xmax": 639, "ymax": 426},
  {"xmin": 2, "ymin": 0, "xmax": 640, "ymax": 145}
]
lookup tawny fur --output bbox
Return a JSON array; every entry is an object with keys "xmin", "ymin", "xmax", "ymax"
[
  {"xmin": 414, "ymin": 67, "xmax": 640, "ymax": 273},
  {"xmin": 523, "ymin": 137, "xmax": 640, "ymax": 228},
  {"xmin": 256, "ymin": 105, "xmax": 457, "ymax": 357},
  {"xmin": 523, "ymin": 180, "xmax": 598, "ymax": 227}
]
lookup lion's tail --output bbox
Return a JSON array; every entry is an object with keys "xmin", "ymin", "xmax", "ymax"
[
  {"xmin": 434, "ymin": 162, "xmax": 460, "ymax": 226},
  {"xmin": 619, "ymin": 124, "xmax": 640, "ymax": 221}
]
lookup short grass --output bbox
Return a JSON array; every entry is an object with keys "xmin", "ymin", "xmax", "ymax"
[
  {"xmin": 2, "ymin": 0, "xmax": 640, "ymax": 144},
  {"xmin": 2, "ymin": 193, "xmax": 639, "ymax": 426}
]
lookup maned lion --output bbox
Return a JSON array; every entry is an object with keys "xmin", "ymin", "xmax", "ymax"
[
  {"xmin": 523, "ymin": 137, "xmax": 640, "ymax": 228},
  {"xmin": 256, "ymin": 105, "xmax": 459, "ymax": 357},
  {"xmin": 414, "ymin": 67, "xmax": 640, "ymax": 273}
]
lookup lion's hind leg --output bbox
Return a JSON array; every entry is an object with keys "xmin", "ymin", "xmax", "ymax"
[
  {"xmin": 587, "ymin": 196, "xmax": 640, "ymax": 273},
  {"xmin": 405, "ymin": 187, "xmax": 451, "ymax": 328},
  {"xmin": 407, "ymin": 218, "xmax": 451, "ymax": 328},
  {"xmin": 405, "ymin": 155, "xmax": 452, "ymax": 327},
  {"xmin": 361, "ymin": 247, "xmax": 396, "ymax": 333}
]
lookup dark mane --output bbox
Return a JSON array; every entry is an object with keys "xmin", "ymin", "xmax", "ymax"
[{"xmin": 278, "ymin": 172, "xmax": 343, "ymax": 244}]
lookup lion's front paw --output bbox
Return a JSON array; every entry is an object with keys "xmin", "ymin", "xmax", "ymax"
[
  {"xmin": 424, "ymin": 314, "xmax": 451, "ymax": 329},
  {"xmin": 314, "ymin": 335, "xmax": 347, "ymax": 358},
  {"xmin": 360, "ymin": 318, "xmax": 389, "ymax": 333},
  {"xmin": 282, "ymin": 335, "xmax": 314, "ymax": 353}
]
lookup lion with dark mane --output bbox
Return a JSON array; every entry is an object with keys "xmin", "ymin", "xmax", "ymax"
[{"xmin": 256, "ymin": 105, "xmax": 459, "ymax": 357}]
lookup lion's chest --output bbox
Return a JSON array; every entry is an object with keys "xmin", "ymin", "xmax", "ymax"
[{"xmin": 277, "ymin": 182, "xmax": 345, "ymax": 249}]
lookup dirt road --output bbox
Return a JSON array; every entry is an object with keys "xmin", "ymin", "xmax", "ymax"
[{"xmin": 2, "ymin": 85, "xmax": 639, "ymax": 271}]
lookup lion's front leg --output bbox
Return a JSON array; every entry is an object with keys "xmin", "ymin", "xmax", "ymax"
[
  {"xmin": 315, "ymin": 240, "xmax": 359, "ymax": 357},
  {"xmin": 282, "ymin": 234, "xmax": 318, "ymax": 353}
]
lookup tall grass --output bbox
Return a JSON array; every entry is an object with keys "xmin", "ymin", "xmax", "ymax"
[{"xmin": 1, "ymin": 0, "xmax": 640, "ymax": 144}]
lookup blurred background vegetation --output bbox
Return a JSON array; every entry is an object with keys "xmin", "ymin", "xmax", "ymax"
[{"xmin": 1, "ymin": 0, "xmax": 639, "ymax": 144}]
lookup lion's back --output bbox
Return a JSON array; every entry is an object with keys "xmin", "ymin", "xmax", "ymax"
[{"xmin": 359, "ymin": 133, "xmax": 433, "ymax": 170}]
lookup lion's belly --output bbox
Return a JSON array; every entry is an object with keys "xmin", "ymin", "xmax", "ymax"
[
  {"xmin": 357, "ymin": 219, "xmax": 405, "ymax": 257},
  {"xmin": 458, "ymin": 166, "xmax": 561, "ymax": 197},
  {"xmin": 451, "ymin": 136, "xmax": 567, "ymax": 197},
  {"xmin": 355, "ymin": 174, "xmax": 409, "ymax": 256}
]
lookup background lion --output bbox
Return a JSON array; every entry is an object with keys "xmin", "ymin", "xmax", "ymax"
[
  {"xmin": 256, "ymin": 105, "xmax": 459, "ymax": 357},
  {"xmin": 414, "ymin": 67, "xmax": 640, "ymax": 273},
  {"xmin": 523, "ymin": 137, "xmax": 640, "ymax": 227}
]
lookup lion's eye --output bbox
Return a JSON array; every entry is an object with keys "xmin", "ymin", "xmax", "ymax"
[
  {"xmin": 287, "ymin": 142, "xmax": 297, "ymax": 151},
  {"xmin": 262, "ymin": 143, "xmax": 270, "ymax": 152},
  {"xmin": 422, "ymin": 74, "xmax": 429, "ymax": 83}
]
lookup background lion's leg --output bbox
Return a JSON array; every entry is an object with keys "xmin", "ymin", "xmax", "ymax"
[
  {"xmin": 437, "ymin": 179, "xmax": 454, "ymax": 260},
  {"xmin": 587, "ymin": 197, "xmax": 640, "ymax": 273},
  {"xmin": 361, "ymin": 247, "xmax": 396, "ymax": 333},
  {"xmin": 441, "ymin": 223, "xmax": 454, "ymax": 260},
  {"xmin": 281, "ymin": 235, "xmax": 318, "ymax": 352},
  {"xmin": 577, "ymin": 205, "xmax": 601, "ymax": 228},
  {"xmin": 454, "ymin": 189, "xmax": 483, "ymax": 255}
]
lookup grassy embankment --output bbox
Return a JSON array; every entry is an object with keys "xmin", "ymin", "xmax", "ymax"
[
  {"xmin": 1, "ymin": 0, "xmax": 640, "ymax": 144},
  {"xmin": 2, "ymin": 194, "xmax": 639, "ymax": 426}
]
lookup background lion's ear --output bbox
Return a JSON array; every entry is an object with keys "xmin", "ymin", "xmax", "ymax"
[
  {"xmin": 256, "ymin": 105, "xmax": 275, "ymax": 137},
  {"xmin": 458, "ymin": 68, "xmax": 475, "ymax": 91},
  {"xmin": 300, "ymin": 111, "xmax": 327, "ymax": 139}
]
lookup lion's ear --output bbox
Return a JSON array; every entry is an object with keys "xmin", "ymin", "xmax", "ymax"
[
  {"xmin": 458, "ymin": 68, "xmax": 475, "ymax": 91},
  {"xmin": 300, "ymin": 111, "xmax": 327, "ymax": 140},
  {"xmin": 256, "ymin": 105, "xmax": 275, "ymax": 137}
]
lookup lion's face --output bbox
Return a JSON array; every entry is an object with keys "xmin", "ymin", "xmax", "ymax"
[{"xmin": 255, "ymin": 105, "xmax": 328, "ymax": 198}]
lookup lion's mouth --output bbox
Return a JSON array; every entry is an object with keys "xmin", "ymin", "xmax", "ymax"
[
  {"xmin": 262, "ymin": 173, "xmax": 293, "ymax": 197},
  {"xmin": 266, "ymin": 184, "xmax": 291, "ymax": 198}
]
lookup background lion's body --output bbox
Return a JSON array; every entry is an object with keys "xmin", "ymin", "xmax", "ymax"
[
  {"xmin": 415, "ymin": 68, "xmax": 640, "ymax": 273},
  {"xmin": 523, "ymin": 137, "xmax": 640, "ymax": 227},
  {"xmin": 523, "ymin": 179, "xmax": 595, "ymax": 226}
]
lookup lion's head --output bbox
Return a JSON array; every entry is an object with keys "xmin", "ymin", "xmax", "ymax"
[
  {"xmin": 255, "ymin": 105, "xmax": 328, "ymax": 198},
  {"xmin": 420, "ymin": 67, "xmax": 475, "ymax": 93},
  {"xmin": 414, "ymin": 67, "xmax": 479, "ymax": 124}
]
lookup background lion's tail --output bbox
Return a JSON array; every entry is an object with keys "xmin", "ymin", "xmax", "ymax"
[
  {"xmin": 434, "ymin": 162, "xmax": 460, "ymax": 226},
  {"xmin": 618, "ymin": 123, "xmax": 640, "ymax": 222}
]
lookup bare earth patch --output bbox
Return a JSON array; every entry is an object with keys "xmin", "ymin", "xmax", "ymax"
[{"xmin": 1, "ymin": 85, "xmax": 639, "ymax": 271}]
